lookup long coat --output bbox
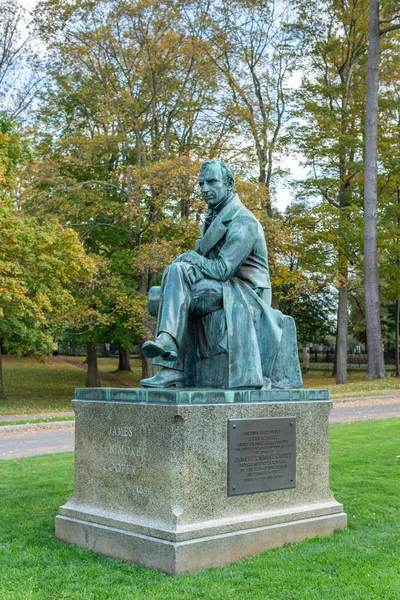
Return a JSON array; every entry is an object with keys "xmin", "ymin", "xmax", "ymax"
[
  {"xmin": 156, "ymin": 194, "xmax": 302, "ymax": 389},
  {"xmin": 195, "ymin": 193, "xmax": 271, "ymax": 289}
]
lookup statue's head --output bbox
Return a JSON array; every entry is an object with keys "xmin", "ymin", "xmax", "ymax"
[{"xmin": 198, "ymin": 159, "xmax": 234, "ymax": 208}]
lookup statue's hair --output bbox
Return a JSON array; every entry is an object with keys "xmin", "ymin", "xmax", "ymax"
[{"xmin": 199, "ymin": 159, "xmax": 234, "ymax": 188}]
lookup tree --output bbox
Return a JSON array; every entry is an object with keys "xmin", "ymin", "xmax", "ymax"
[
  {"xmin": 0, "ymin": 203, "xmax": 92, "ymax": 398},
  {"xmin": 29, "ymin": 0, "xmax": 225, "ymax": 379},
  {"xmin": 377, "ymin": 60, "xmax": 400, "ymax": 373},
  {"xmin": 0, "ymin": 114, "xmax": 92, "ymax": 398},
  {"xmin": 280, "ymin": 286, "xmax": 336, "ymax": 346},
  {"xmin": 0, "ymin": 113, "xmax": 29, "ymax": 199},
  {"xmin": 0, "ymin": 0, "xmax": 42, "ymax": 117},
  {"xmin": 24, "ymin": 0, "xmax": 381, "ymax": 387},
  {"xmin": 363, "ymin": 0, "xmax": 400, "ymax": 379},
  {"xmin": 292, "ymin": 0, "xmax": 369, "ymax": 383},
  {"xmin": 201, "ymin": 0, "xmax": 297, "ymax": 218},
  {"xmin": 272, "ymin": 202, "xmax": 337, "ymax": 345}
]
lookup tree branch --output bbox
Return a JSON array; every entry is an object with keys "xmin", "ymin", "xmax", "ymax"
[
  {"xmin": 380, "ymin": 23, "xmax": 400, "ymax": 35},
  {"xmin": 379, "ymin": 15, "xmax": 400, "ymax": 24},
  {"xmin": 70, "ymin": 223, "xmax": 129, "ymax": 233}
]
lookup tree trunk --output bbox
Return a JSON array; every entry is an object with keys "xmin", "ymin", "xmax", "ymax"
[
  {"xmin": 396, "ymin": 299, "xmax": 400, "ymax": 377},
  {"xmin": 336, "ymin": 275, "xmax": 349, "ymax": 384},
  {"xmin": 118, "ymin": 347, "xmax": 131, "ymax": 372},
  {"xmin": 271, "ymin": 291, "xmax": 279, "ymax": 310},
  {"xmin": 148, "ymin": 272, "xmax": 156, "ymax": 289},
  {"xmin": 86, "ymin": 342, "xmax": 100, "ymax": 387},
  {"xmin": 138, "ymin": 343, "xmax": 158, "ymax": 380},
  {"xmin": 0, "ymin": 342, "xmax": 4, "ymax": 399},
  {"xmin": 363, "ymin": 0, "xmax": 386, "ymax": 380},
  {"xmin": 332, "ymin": 337, "xmax": 337, "ymax": 377},
  {"xmin": 396, "ymin": 188, "xmax": 400, "ymax": 377},
  {"xmin": 302, "ymin": 345, "xmax": 310, "ymax": 373},
  {"xmin": 138, "ymin": 272, "xmax": 158, "ymax": 379}
]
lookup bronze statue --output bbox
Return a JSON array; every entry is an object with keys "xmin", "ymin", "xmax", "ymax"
[{"xmin": 141, "ymin": 159, "xmax": 302, "ymax": 390}]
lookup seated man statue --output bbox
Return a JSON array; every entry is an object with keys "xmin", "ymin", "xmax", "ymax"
[{"xmin": 141, "ymin": 159, "xmax": 302, "ymax": 390}]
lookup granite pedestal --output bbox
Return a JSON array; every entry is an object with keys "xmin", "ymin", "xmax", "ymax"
[{"xmin": 55, "ymin": 388, "xmax": 347, "ymax": 575}]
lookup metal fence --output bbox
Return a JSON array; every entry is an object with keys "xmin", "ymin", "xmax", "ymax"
[
  {"xmin": 56, "ymin": 344, "xmax": 397, "ymax": 367},
  {"xmin": 56, "ymin": 343, "xmax": 140, "ymax": 357},
  {"xmin": 299, "ymin": 348, "xmax": 399, "ymax": 367}
]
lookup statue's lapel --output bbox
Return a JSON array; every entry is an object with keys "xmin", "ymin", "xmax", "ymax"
[
  {"xmin": 199, "ymin": 220, "xmax": 207, "ymax": 239},
  {"xmin": 199, "ymin": 194, "xmax": 242, "ymax": 256}
]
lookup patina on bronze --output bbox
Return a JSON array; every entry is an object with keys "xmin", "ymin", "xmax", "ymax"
[
  {"xmin": 141, "ymin": 159, "xmax": 303, "ymax": 390},
  {"xmin": 227, "ymin": 417, "xmax": 296, "ymax": 496}
]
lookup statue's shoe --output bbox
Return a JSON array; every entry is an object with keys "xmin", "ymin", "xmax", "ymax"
[
  {"xmin": 142, "ymin": 332, "xmax": 178, "ymax": 362},
  {"xmin": 140, "ymin": 369, "xmax": 185, "ymax": 388}
]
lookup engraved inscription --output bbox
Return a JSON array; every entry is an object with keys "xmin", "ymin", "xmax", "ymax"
[
  {"xmin": 108, "ymin": 425, "xmax": 134, "ymax": 437},
  {"xmin": 103, "ymin": 462, "xmax": 137, "ymax": 475},
  {"xmin": 228, "ymin": 417, "xmax": 296, "ymax": 496},
  {"xmin": 103, "ymin": 442, "xmax": 142, "ymax": 458},
  {"xmin": 101, "ymin": 422, "xmax": 146, "ymax": 493}
]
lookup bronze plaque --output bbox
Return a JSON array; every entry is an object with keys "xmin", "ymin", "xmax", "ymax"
[{"xmin": 227, "ymin": 417, "xmax": 296, "ymax": 496}]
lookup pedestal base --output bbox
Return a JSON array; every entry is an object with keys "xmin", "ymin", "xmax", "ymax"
[
  {"xmin": 56, "ymin": 511, "xmax": 346, "ymax": 575},
  {"xmin": 55, "ymin": 388, "xmax": 347, "ymax": 575}
]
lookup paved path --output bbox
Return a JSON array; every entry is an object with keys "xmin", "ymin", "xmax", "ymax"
[
  {"xmin": 1, "ymin": 396, "xmax": 400, "ymax": 459},
  {"xmin": 0, "ymin": 412, "xmax": 74, "ymax": 423},
  {"xmin": 330, "ymin": 398, "xmax": 400, "ymax": 423},
  {"xmin": 0, "ymin": 424, "xmax": 74, "ymax": 459}
]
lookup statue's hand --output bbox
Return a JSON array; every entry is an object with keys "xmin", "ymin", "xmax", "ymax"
[{"xmin": 173, "ymin": 251, "xmax": 202, "ymax": 266}]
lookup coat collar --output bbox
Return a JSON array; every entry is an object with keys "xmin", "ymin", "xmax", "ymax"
[{"xmin": 199, "ymin": 194, "xmax": 243, "ymax": 256}]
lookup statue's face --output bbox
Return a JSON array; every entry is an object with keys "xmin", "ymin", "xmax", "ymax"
[{"xmin": 198, "ymin": 163, "xmax": 229, "ymax": 208}]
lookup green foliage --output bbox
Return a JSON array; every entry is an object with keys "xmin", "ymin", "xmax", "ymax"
[
  {"xmin": 380, "ymin": 0, "xmax": 400, "ymax": 22},
  {"xmin": 0, "ymin": 419, "xmax": 399, "ymax": 598},
  {"xmin": 0, "ymin": 204, "xmax": 92, "ymax": 355},
  {"xmin": 291, "ymin": 0, "xmax": 368, "ymax": 222},
  {"xmin": 0, "ymin": 114, "xmax": 29, "ymax": 199},
  {"xmin": 4, "ymin": 0, "xmax": 398, "ymax": 364},
  {"xmin": 280, "ymin": 286, "xmax": 336, "ymax": 345},
  {"xmin": 289, "ymin": 0, "xmax": 372, "ymax": 382},
  {"xmin": 27, "ymin": 0, "xmax": 222, "ymax": 347},
  {"xmin": 377, "ymin": 37, "xmax": 400, "ymax": 305},
  {"xmin": 201, "ymin": 0, "xmax": 298, "ymax": 213}
]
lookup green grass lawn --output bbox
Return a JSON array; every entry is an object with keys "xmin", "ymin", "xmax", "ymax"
[
  {"xmin": 1, "ymin": 355, "xmax": 400, "ymax": 417},
  {"xmin": 0, "ymin": 356, "xmax": 142, "ymax": 416},
  {"xmin": 303, "ymin": 369, "xmax": 400, "ymax": 397},
  {"xmin": 0, "ymin": 356, "xmax": 86, "ymax": 415},
  {"xmin": 0, "ymin": 419, "xmax": 399, "ymax": 599}
]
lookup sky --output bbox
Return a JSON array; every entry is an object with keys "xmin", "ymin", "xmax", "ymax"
[
  {"xmin": 19, "ymin": 0, "xmax": 307, "ymax": 212},
  {"xmin": 275, "ymin": 155, "xmax": 308, "ymax": 211}
]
